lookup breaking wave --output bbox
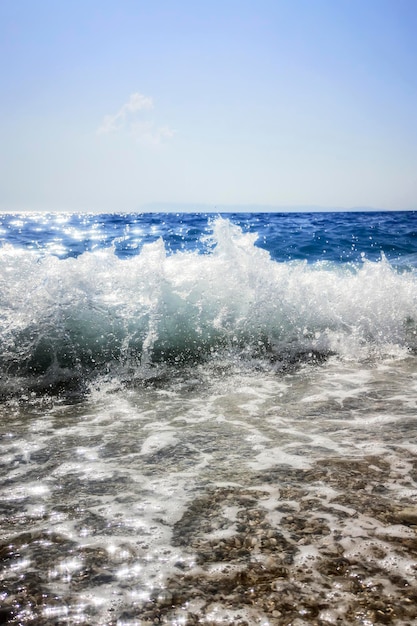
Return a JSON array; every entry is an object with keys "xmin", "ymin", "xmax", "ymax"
[{"xmin": 0, "ymin": 218, "xmax": 416, "ymax": 396}]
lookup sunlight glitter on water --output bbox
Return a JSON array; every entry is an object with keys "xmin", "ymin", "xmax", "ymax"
[{"xmin": 1, "ymin": 354, "xmax": 417, "ymax": 624}]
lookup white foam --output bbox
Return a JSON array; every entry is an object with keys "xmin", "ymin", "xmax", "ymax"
[
  {"xmin": 140, "ymin": 430, "xmax": 178, "ymax": 456},
  {"xmin": 249, "ymin": 447, "xmax": 312, "ymax": 471},
  {"xmin": 0, "ymin": 218, "xmax": 416, "ymax": 389}
]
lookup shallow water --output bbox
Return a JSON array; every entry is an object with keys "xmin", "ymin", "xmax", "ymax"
[
  {"xmin": 1, "ymin": 212, "xmax": 417, "ymax": 625},
  {"xmin": 1, "ymin": 354, "xmax": 417, "ymax": 625}
]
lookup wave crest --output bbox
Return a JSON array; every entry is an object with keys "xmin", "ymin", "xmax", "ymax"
[{"xmin": 0, "ymin": 218, "xmax": 416, "ymax": 395}]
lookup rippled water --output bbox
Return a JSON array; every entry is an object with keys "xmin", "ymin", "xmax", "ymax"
[
  {"xmin": 1, "ymin": 212, "xmax": 417, "ymax": 625},
  {"xmin": 1, "ymin": 355, "xmax": 417, "ymax": 625}
]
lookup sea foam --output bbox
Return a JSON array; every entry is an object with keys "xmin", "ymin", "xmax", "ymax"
[{"xmin": 0, "ymin": 218, "xmax": 416, "ymax": 394}]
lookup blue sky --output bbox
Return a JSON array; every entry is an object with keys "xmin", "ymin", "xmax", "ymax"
[{"xmin": 0, "ymin": 0, "xmax": 416, "ymax": 211}]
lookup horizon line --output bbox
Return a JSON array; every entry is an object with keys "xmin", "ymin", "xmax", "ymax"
[{"xmin": 0, "ymin": 203, "xmax": 415, "ymax": 214}]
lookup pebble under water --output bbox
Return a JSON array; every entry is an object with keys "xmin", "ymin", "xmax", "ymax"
[
  {"xmin": 1, "ymin": 212, "xmax": 417, "ymax": 625},
  {"xmin": 1, "ymin": 356, "xmax": 417, "ymax": 625}
]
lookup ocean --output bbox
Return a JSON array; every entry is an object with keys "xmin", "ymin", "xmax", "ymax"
[{"xmin": 1, "ymin": 211, "xmax": 417, "ymax": 625}]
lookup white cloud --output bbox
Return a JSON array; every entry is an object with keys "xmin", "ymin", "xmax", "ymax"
[
  {"xmin": 97, "ymin": 92, "xmax": 175, "ymax": 144},
  {"xmin": 97, "ymin": 92, "xmax": 153, "ymax": 134},
  {"xmin": 131, "ymin": 120, "xmax": 176, "ymax": 146}
]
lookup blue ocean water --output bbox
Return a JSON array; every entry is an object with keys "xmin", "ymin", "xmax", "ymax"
[
  {"xmin": 1, "ymin": 211, "xmax": 417, "ymax": 625},
  {"xmin": 1, "ymin": 210, "xmax": 417, "ymax": 263},
  {"xmin": 0, "ymin": 211, "xmax": 416, "ymax": 395}
]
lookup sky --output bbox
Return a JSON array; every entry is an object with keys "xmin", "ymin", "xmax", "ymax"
[{"xmin": 0, "ymin": 0, "xmax": 416, "ymax": 212}]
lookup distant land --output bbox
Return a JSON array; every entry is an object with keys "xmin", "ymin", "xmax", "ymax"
[
  {"xmin": 0, "ymin": 204, "xmax": 414, "ymax": 215},
  {"xmin": 138, "ymin": 203, "xmax": 408, "ymax": 214}
]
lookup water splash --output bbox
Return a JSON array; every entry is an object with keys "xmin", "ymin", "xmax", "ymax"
[{"xmin": 0, "ymin": 218, "xmax": 416, "ymax": 396}]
